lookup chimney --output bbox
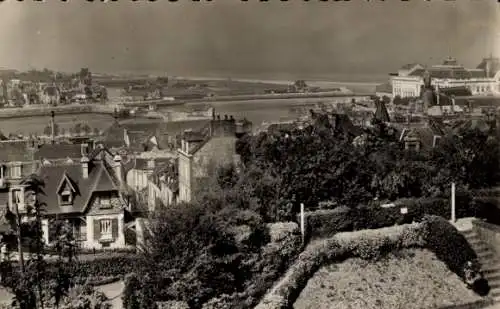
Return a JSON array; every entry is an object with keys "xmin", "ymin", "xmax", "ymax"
[
  {"xmin": 113, "ymin": 155, "xmax": 123, "ymax": 184},
  {"xmin": 50, "ymin": 111, "xmax": 55, "ymax": 144},
  {"xmin": 81, "ymin": 156, "xmax": 89, "ymax": 179}
]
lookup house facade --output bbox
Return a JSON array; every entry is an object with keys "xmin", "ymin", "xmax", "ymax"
[
  {"xmin": 177, "ymin": 115, "xmax": 252, "ymax": 203},
  {"xmin": 37, "ymin": 146, "xmax": 134, "ymax": 249}
]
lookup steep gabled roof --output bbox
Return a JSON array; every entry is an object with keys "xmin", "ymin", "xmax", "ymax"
[
  {"xmin": 56, "ymin": 172, "xmax": 78, "ymax": 194},
  {"xmin": 37, "ymin": 160, "xmax": 120, "ymax": 215}
]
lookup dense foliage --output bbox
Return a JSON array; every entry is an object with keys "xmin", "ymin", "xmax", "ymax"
[
  {"xmin": 122, "ymin": 167, "xmax": 302, "ymax": 309},
  {"xmin": 256, "ymin": 217, "xmax": 479, "ymax": 309},
  {"xmin": 234, "ymin": 115, "xmax": 500, "ymax": 222}
]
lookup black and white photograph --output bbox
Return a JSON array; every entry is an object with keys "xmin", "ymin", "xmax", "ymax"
[{"xmin": 0, "ymin": 0, "xmax": 499, "ymax": 308}]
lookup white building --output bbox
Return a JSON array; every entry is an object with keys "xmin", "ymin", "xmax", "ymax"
[{"xmin": 391, "ymin": 57, "xmax": 500, "ymax": 98}]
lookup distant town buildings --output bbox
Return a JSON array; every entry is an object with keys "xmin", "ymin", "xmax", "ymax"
[{"xmin": 391, "ymin": 57, "xmax": 500, "ymax": 98}]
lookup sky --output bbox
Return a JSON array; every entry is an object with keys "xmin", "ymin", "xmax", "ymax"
[{"xmin": 0, "ymin": 0, "xmax": 499, "ymax": 81}]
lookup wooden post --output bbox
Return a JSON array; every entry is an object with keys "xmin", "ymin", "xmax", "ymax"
[
  {"xmin": 300, "ymin": 203, "xmax": 305, "ymax": 245},
  {"xmin": 451, "ymin": 182, "xmax": 456, "ymax": 223}
]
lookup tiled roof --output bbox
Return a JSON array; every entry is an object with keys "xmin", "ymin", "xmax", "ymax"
[
  {"xmin": 428, "ymin": 117, "xmax": 447, "ymax": 136},
  {"xmin": 410, "ymin": 68, "xmax": 486, "ymax": 79},
  {"xmin": 34, "ymin": 143, "xmax": 83, "ymax": 161},
  {"xmin": 102, "ymin": 119, "xmax": 210, "ymax": 152},
  {"xmin": 400, "ymin": 63, "xmax": 422, "ymax": 70},
  {"xmin": 476, "ymin": 58, "xmax": 500, "ymax": 77},
  {"xmin": 453, "ymin": 118, "xmax": 492, "ymax": 134},
  {"xmin": 375, "ymin": 83, "xmax": 392, "ymax": 93},
  {"xmin": 409, "ymin": 68, "xmax": 426, "ymax": 77},
  {"xmin": 0, "ymin": 140, "xmax": 33, "ymax": 162},
  {"xmin": 403, "ymin": 127, "xmax": 437, "ymax": 150},
  {"xmin": 37, "ymin": 160, "xmax": 120, "ymax": 215}
]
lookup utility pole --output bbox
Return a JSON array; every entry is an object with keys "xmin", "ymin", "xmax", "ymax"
[
  {"xmin": 300, "ymin": 203, "xmax": 305, "ymax": 246},
  {"xmin": 451, "ymin": 182, "xmax": 456, "ymax": 223}
]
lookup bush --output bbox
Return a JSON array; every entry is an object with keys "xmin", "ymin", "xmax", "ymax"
[
  {"xmin": 37, "ymin": 255, "xmax": 140, "ymax": 284},
  {"xmin": 203, "ymin": 223, "xmax": 302, "ymax": 309},
  {"xmin": 420, "ymin": 215, "xmax": 477, "ymax": 279},
  {"xmin": 299, "ymin": 207, "xmax": 353, "ymax": 240},
  {"xmin": 59, "ymin": 284, "xmax": 111, "ymax": 309}
]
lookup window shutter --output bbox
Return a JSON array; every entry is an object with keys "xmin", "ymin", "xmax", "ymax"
[
  {"xmin": 111, "ymin": 218, "xmax": 119, "ymax": 240},
  {"xmin": 94, "ymin": 220, "xmax": 100, "ymax": 241}
]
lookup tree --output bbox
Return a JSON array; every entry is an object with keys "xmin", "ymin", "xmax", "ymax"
[
  {"xmin": 294, "ymin": 80, "xmax": 307, "ymax": 90},
  {"xmin": 20, "ymin": 174, "xmax": 46, "ymax": 309},
  {"xmin": 393, "ymin": 95, "xmax": 403, "ymax": 105}
]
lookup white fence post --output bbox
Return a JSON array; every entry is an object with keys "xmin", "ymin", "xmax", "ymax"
[
  {"xmin": 300, "ymin": 203, "xmax": 305, "ymax": 245},
  {"xmin": 451, "ymin": 182, "xmax": 456, "ymax": 223}
]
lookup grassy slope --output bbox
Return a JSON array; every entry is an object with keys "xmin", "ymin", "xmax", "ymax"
[{"xmin": 294, "ymin": 249, "xmax": 482, "ymax": 309}]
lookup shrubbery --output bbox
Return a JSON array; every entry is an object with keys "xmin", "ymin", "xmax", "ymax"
[
  {"xmin": 256, "ymin": 218, "xmax": 478, "ymax": 309},
  {"xmin": 420, "ymin": 215, "xmax": 477, "ymax": 279},
  {"xmin": 301, "ymin": 193, "xmax": 497, "ymax": 240}
]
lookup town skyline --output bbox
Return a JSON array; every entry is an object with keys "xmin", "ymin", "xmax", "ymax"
[{"xmin": 0, "ymin": 1, "xmax": 499, "ymax": 81}]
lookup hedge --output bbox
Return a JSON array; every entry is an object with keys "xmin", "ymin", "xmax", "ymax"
[
  {"xmin": 300, "ymin": 194, "xmax": 490, "ymax": 240},
  {"xmin": 5, "ymin": 255, "xmax": 140, "ymax": 285},
  {"xmin": 255, "ymin": 217, "xmax": 479, "ymax": 309}
]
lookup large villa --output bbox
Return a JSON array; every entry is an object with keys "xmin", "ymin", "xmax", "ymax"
[{"xmin": 389, "ymin": 56, "xmax": 500, "ymax": 98}]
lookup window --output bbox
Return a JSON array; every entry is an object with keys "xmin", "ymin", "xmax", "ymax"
[
  {"xmin": 99, "ymin": 193, "xmax": 112, "ymax": 209},
  {"xmin": 433, "ymin": 136, "xmax": 441, "ymax": 148},
  {"xmin": 12, "ymin": 189, "xmax": 22, "ymax": 205},
  {"xmin": 60, "ymin": 191, "xmax": 72, "ymax": 205},
  {"xmin": 11, "ymin": 164, "xmax": 21, "ymax": 179},
  {"xmin": 11, "ymin": 189, "xmax": 24, "ymax": 212},
  {"xmin": 100, "ymin": 219, "xmax": 112, "ymax": 240}
]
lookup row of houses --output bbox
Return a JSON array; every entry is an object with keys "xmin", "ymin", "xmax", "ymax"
[{"xmin": 0, "ymin": 111, "xmax": 252, "ymax": 250}]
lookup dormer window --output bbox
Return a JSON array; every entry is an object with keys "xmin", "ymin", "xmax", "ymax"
[
  {"xmin": 57, "ymin": 173, "xmax": 77, "ymax": 206},
  {"xmin": 60, "ymin": 190, "xmax": 73, "ymax": 205}
]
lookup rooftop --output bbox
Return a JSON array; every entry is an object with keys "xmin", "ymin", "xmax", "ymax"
[{"xmin": 37, "ymin": 158, "xmax": 121, "ymax": 215}]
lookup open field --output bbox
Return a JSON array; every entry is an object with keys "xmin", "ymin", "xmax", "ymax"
[{"xmin": 294, "ymin": 249, "xmax": 482, "ymax": 309}]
